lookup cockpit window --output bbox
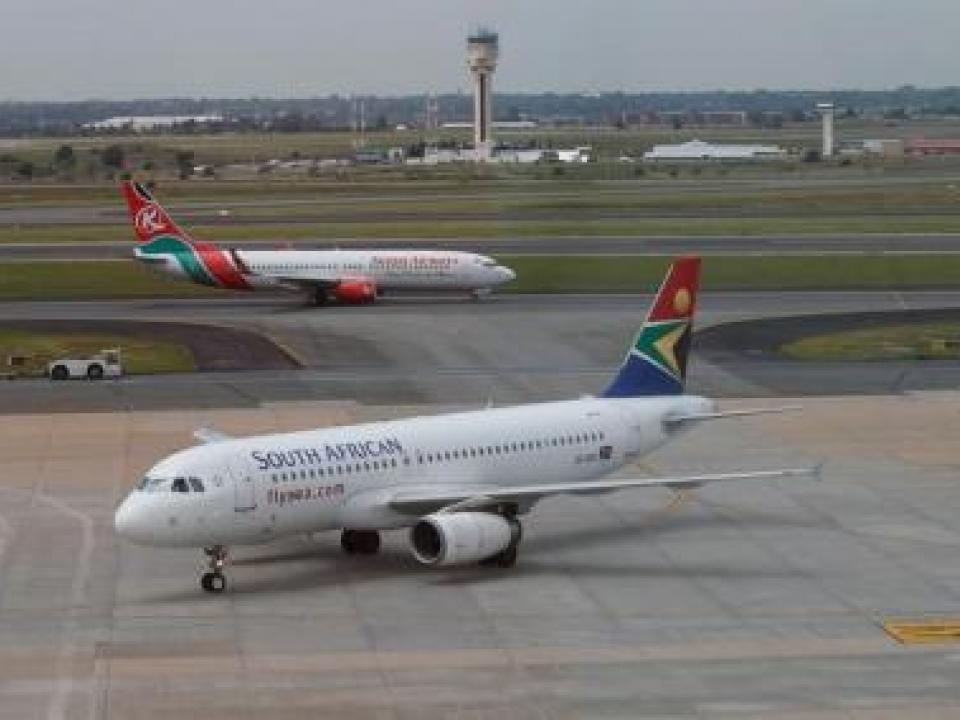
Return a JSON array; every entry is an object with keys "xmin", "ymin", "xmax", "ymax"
[
  {"xmin": 171, "ymin": 477, "xmax": 190, "ymax": 493},
  {"xmin": 188, "ymin": 477, "xmax": 205, "ymax": 493},
  {"xmin": 137, "ymin": 477, "xmax": 167, "ymax": 492}
]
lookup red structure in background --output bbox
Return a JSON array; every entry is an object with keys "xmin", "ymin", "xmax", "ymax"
[{"xmin": 908, "ymin": 138, "xmax": 960, "ymax": 156}]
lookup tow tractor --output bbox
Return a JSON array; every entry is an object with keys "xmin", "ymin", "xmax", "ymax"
[{"xmin": 48, "ymin": 348, "xmax": 123, "ymax": 380}]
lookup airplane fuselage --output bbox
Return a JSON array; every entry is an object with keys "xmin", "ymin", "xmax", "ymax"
[
  {"xmin": 115, "ymin": 394, "xmax": 714, "ymax": 548},
  {"xmin": 134, "ymin": 246, "xmax": 515, "ymax": 294}
]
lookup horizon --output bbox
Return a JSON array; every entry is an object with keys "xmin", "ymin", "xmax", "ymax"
[
  {"xmin": 2, "ymin": 1, "xmax": 957, "ymax": 101},
  {"xmin": 3, "ymin": 85, "xmax": 958, "ymax": 105}
]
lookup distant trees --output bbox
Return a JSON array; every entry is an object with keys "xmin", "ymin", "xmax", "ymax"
[
  {"xmin": 53, "ymin": 144, "xmax": 76, "ymax": 171},
  {"xmin": 174, "ymin": 150, "xmax": 195, "ymax": 179},
  {"xmin": 101, "ymin": 144, "xmax": 125, "ymax": 170}
]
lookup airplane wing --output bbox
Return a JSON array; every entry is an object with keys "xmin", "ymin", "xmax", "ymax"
[{"xmin": 387, "ymin": 467, "xmax": 820, "ymax": 516}]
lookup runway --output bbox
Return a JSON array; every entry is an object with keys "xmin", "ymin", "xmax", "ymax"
[
  {"xmin": 1, "ymin": 290, "xmax": 959, "ymax": 412},
  {"xmin": 3, "ymin": 233, "xmax": 960, "ymax": 261},
  {"xmin": 1, "ymin": 394, "xmax": 959, "ymax": 717}
]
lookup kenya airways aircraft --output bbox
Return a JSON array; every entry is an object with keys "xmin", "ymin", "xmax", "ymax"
[
  {"xmin": 122, "ymin": 181, "xmax": 515, "ymax": 305},
  {"xmin": 114, "ymin": 257, "xmax": 816, "ymax": 593}
]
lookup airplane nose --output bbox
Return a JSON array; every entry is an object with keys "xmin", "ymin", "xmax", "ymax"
[
  {"xmin": 498, "ymin": 266, "xmax": 516, "ymax": 283},
  {"xmin": 114, "ymin": 496, "xmax": 152, "ymax": 545}
]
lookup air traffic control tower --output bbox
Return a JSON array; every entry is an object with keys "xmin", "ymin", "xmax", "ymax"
[{"xmin": 467, "ymin": 29, "xmax": 499, "ymax": 160}]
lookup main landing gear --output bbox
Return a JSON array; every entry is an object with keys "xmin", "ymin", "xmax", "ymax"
[
  {"xmin": 311, "ymin": 288, "xmax": 328, "ymax": 307},
  {"xmin": 200, "ymin": 545, "xmax": 228, "ymax": 593},
  {"xmin": 341, "ymin": 529, "xmax": 381, "ymax": 555}
]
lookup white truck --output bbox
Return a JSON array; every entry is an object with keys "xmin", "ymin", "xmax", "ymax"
[{"xmin": 48, "ymin": 349, "xmax": 123, "ymax": 381}]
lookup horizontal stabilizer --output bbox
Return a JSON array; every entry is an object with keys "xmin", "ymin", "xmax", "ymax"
[{"xmin": 664, "ymin": 406, "xmax": 802, "ymax": 428}]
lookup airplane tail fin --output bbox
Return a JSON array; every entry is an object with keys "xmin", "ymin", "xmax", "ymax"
[
  {"xmin": 122, "ymin": 181, "xmax": 250, "ymax": 290},
  {"xmin": 121, "ymin": 181, "xmax": 191, "ymax": 244},
  {"xmin": 601, "ymin": 256, "xmax": 701, "ymax": 397}
]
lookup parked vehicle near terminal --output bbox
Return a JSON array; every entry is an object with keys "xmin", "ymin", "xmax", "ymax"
[{"xmin": 48, "ymin": 349, "xmax": 123, "ymax": 381}]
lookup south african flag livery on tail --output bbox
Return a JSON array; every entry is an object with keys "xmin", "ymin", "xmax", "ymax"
[
  {"xmin": 122, "ymin": 181, "xmax": 251, "ymax": 290},
  {"xmin": 602, "ymin": 257, "xmax": 701, "ymax": 397}
]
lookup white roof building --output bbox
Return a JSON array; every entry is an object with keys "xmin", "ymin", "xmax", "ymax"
[
  {"xmin": 83, "ymin": 115, "xmax": 225, "ymax": 131},
  {"xmin": 643, "ymin": 139, "xmax": 786, "ymax": 161}
]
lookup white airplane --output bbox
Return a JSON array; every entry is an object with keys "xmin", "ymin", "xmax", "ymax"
[
  {"xmin": 114, "ymin": 257, "xmax": 816, "ymax": 593},
  {"xmin": 122, "ymin": 181, "xmax": 516, "ymax": 305}
]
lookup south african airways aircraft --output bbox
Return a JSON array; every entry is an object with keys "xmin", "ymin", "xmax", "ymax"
[
  {"xmin": 114, "ymin": 257, "xmax": 817, "ymax": 593},
  {"xmin": 122, "ymin": 181, "xmax": 515, "ymax": 305}
]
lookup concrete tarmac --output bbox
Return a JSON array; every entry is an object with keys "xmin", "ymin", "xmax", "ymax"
[
  {"xmin": 0, "ymin": 394, "xmax": 959, "ymax": 718},
  {"xmin": 1, "ymin": 291, "xmax": 959, "ymax": 412}
]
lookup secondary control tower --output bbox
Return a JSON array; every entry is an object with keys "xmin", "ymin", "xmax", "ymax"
[{"xmin": 467, "ymin": 29, "xmax": 499, "ymax": 160}]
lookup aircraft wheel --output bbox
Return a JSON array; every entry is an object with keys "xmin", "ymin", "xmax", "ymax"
[
  {"xmin": 201, "ymin": 572, "xmax": 226, "ymax": 593},
  {"xmin": 355, "ymin": 530, "xmax": 380, "ymax": 555},
  {"xmin": 495, "ymin": 545, "xmax": 518, "ymax": 568},
  {"xmin": 341, "ymin": 529, "xmax": 380, "ymax": 555},
  {"xmin": 340, "ymin": 529, "xmax": 358, "ymax": 554}
]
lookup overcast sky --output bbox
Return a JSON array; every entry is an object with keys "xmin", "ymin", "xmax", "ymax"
[{"xmin": 2, "ymin": 0, "xmax": 957, "ymax": 100}]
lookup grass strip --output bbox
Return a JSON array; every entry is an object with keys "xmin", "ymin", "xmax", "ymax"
[
  {"xmin": 780, "ymin": 323, "xmax": 960, "ymax": 361},
  {"xmin": 0, "ymin": 261, "xmax": 216, "ymax": 300},
  {"xmin": 500, "ymin": 254, "xmax": 960, "ymax": 292},
  {"xmin": 1, "ymin": 254, "xmax": 959, "ymax": 300},
  {"xmin": 0, "ymin": 329, "xmax": 195, "ymax": 375},
  {"xmin": 5, "ymin": 215, "xmax": 960, "ymax": 244}
]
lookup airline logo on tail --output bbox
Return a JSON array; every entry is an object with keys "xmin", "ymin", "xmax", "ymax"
[
  {"xmin": 134, "ymin": 204, "xmax": 170, "ymax": 236},
  {"xmin": 122, "ymin": 181, "xmax": 250, "ymax": 290},
  {"xmin": 602, "ymin": 257, "xmax": 700, "ymax": 397}
]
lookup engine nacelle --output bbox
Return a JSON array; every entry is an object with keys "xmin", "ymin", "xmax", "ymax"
[
  {"xmin": 333, "ymin": 278, "xmax": 377, "ymax": 304},
  {"xmin": 409, "ymin": 512, "xmax": 520, "ymax": 566}
]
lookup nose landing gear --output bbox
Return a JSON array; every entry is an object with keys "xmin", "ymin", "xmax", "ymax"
[{"xmin": 200, "ymin": 545, "xmax": 228, "ymax": 593}]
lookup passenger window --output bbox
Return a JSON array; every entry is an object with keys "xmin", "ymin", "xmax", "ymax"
[
  {"xmin": 188, "ymin": 477, "xmax": 204, "ymax": 493},
  {"xmin": 444, "ymin": 451, "xmax": 451, "ymax": 461},
  {"xmin": 172, "ymin": 477, "xmax": 189, "ymax": 493}
]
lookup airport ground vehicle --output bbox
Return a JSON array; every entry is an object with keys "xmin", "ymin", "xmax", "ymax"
[{"xmin": 48, "ymin": 349, "xmax": 123, "ymax": 380}]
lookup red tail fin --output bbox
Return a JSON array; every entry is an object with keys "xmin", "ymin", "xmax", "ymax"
[{"xmin": 121, "ymin": 181, "xmax": 189, "ymax": 244}]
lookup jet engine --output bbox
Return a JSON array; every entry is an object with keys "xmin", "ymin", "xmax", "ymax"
[
  {"xmin": 333, "ymin": 278, "xmax": 377, "ymax": 304},
  {"xmin": 410, "ymin": 512, "xmax": 520, "ymax": 566}
]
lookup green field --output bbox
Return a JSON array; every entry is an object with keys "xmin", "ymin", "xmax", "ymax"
[
  {"xmin": 0, "ymin": 261, "xmax": 215, "ymax": 299},
  {"xmin": 781, "ymin": 323, "xmax": 960, "ymax": 361},
  {"xmin": 1, "ymin": 255, "xmax": 958, "ymax": 300},
  {"xmin": 0, "ymin": 329, "xmax": 196, "ymax": 376}
]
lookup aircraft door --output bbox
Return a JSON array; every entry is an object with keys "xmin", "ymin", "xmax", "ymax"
[{"xmin": 230, "ymin": 458, "xmax": 257, "ymax": 512}]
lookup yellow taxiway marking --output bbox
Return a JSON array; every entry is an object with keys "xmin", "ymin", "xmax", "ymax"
[{"xmin": 883, "ymin": 619, "xmax": 960, "ymax": 644}]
